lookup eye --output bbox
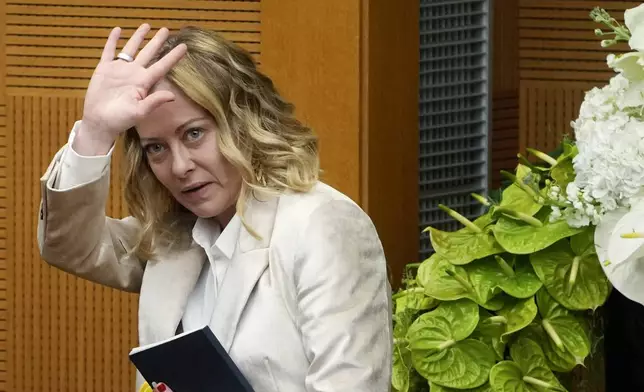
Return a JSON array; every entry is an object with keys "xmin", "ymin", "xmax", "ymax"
[
  {"xmin": 143, "ymin": 143, "xmax": 165, "ymax": 155},
  {"xmin": 185, "ymin": 127, "xmax": 204, "ymax": 142}
]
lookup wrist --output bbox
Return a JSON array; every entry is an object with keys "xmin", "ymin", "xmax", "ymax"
[{"xmin": 73, "ymin": 121, "xmax": 116, "ymax": 156}]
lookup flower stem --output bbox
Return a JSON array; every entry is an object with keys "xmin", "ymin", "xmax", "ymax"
[
  {"xmin": 567, "ymin": 256, "xmax": 580, "ymax": 296},
  {"xmin": 445, "ymin": 270, "xmax": 474, "ymax": 292},
  {"xmin": 439, "ymin": 204, "xmax": 482, "ymax": 233},
  {"xmin": 542, "ymin": 319, "xmax": 565, "ymax": 351},
  {"xmin": 496, "ymin": 206, "xmax": 543, "ymax": 228},
  {"xmin": 406, "ymin": 263, "xmax": 421, "ymax": 269},
  {"xmin": 526, "ymin": 148, "xmax": 557, "ymax": 166},
  {"xmin": 495, "ymin": 255, "xmax": 516, "ymax": 277}
]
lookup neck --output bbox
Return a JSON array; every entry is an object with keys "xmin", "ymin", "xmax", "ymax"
[{"xmin": 215, "ymin": 204, "xmax": 237, "ymax": 228}]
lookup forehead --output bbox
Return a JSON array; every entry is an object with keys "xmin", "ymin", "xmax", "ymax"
[{"xmin": 135, "ymin": 80, "xmax": 210, "ymax": 138}]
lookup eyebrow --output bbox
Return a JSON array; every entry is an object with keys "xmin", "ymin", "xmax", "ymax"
[{"xmin": 139, "ymin": 117, "xmax": 209, "ymax": 143}]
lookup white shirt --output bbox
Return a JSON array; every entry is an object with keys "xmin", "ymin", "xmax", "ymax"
[{"xmin": 56, "ymin": 121, "xmax": 230, "ymax": 331}]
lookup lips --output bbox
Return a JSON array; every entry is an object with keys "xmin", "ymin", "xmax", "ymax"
[{"xmin": 181, "ymin": 182, "xmax": 211, "ymax": 193}]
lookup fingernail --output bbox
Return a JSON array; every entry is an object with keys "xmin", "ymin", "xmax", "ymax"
[{"xmin": 157, "ymin": 383, "xmax": 167, "ymax": 392}]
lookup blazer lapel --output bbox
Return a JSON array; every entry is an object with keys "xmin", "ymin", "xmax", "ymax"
[
  {"xmin": 209, "ymin": 193, "xmax": 279, "ymax": 352},
  {"xmin": 138, "ymin": 243, "xmax": 205, "ymax": 344}
]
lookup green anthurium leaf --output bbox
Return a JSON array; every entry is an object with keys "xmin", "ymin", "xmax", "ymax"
[
  {"xmin": 551, "ymin": 159, "xmax": 575, "ymax": 190},
  {"xmin": 570, "ymin": 226, "xmax": 597, "ymax": 258},
  {"xmin": 494, "ymin": 208, "xmax": 585, "ymax": 254},
  {"xmin": 536, "ymin": 289, "xmax": 590, "ymax": 370},
  {"xmin": 412, "ymin": 339, "xmax": 496, "ymax": 389},
  {"xmin": 417, "ymin": 254, "xmax": 501, "ymax": 309},
  {"xmin": 481, "ymin": 294, "xmax": 507, "ymax": 312},
  {"xmin": 393, "ymin": 308, "xmax": 416, "ymax": 339},
  {"xmin": 407, "ymin": 299, "xmax": 479, "ymax": 350},
  {"xmin": 392, "ymin": 345, "xmax": 412, "ymax": 392},
  {"xmin": 518, "ymin": 323, "xmax": 572, "ymax": 372},
  {"xmin": 489, "ymin": 362, "xmax": 530, "ymax": 392},
  {"xmin": 530, "ymin": 239, "xmax": 610, "ymax": 311},
  {"xmin": 466, "ymin": 255, "xmax": 543, "ymax": 299},
  {"xmin": 471, "ymin": 308, "xmax": 507, "ymax": 360},
  {"xmin": 557, "ymin": 139, "xmax": 578, "ymax": 163},
  {"xmin": 519, "ymin": 324, "xmax": 579, "ymax": 373},
  {"xmin": 496, "ymin": 296, "xmax": 538, "ymax": 341},
  {"xmin": 498, "ymin": 165, "xmax": 543, "ymax": 218},
  {"xmin": 394, "ymin": 288, "xmax": 438, "ymax": 315},
  {"xmin": 406, "ymin": 300, "xmax": 494, "ymax": 389},
  {"xmin": 428, "ymin": 221, "xmax": 505, "ymax": 265},
  {"xmin": 430, "ymin": 381, "xmax": 493, "ymax": 392},
  {"xmin": 489, "ymin": 338, "xmax": 567, "ymax": 392}
]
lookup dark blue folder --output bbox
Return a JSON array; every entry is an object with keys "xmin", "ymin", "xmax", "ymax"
[{"xmin": 129, "ymin": 325, "xmax": 255, "ymax": 392}]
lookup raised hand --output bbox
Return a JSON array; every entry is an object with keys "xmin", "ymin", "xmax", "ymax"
[{"xmin": 74, "ymin": 24, "xmax": 187, "ymax": 155}]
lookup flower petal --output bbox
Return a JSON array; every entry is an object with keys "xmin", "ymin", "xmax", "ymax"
[
  {"xmin": 625, "ymin": 4, "xmax": 644, "ymax": 40},
  {"xmin": 602, "ymin": 209, "xmax": 644, "ymax": 306},
  {"xmin": 595, "ymin": 207, "xmax": 628, "ymax": 265},
  {"xmin": 608, "ymin": 52, "xmax": 644, "ymax": 80}
]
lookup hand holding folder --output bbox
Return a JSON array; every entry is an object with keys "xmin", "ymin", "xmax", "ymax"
[{"xmin": 129, "ymin": 325, "xmax": 255, "ymax": 392}]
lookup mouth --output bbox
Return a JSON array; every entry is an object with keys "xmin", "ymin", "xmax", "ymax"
[{"xmin": 181, "ymin": 182, "xmax": 212, "ymax": 194}]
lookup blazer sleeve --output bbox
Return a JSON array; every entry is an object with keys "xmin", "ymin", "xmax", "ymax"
[
  {"xmin": 293, "ymin": 199, "xmax": 393, "ymax": 392},
  {"xmin": 37, "ymin": 146, "xmax": 145, "ymax": 293}
]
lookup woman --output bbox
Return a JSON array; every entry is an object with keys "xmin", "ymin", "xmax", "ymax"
[{"xmin": 36, "ymin": 23, "xmax": 392, "ymax": 392}]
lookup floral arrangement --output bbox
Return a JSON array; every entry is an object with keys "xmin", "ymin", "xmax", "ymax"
[{"xmin": 391, "ymin": 5, "xmax": 644, "ymax": 392}]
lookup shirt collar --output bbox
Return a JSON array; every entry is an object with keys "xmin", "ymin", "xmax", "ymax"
[{"xmin": 191, "ymin": 215, "xmax": 241, "ymax": 260}]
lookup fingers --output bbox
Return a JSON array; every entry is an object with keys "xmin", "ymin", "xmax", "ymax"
[
  {"xmin": 120, "ymin": 23, "xmax": 152, "ymax": 58},
  {"xmin": 145, "ymin": 43, "xmax": 188, "ymax": 85},
  {"xmin": 135, "ymin": 27, "xmax": 170, "ymax": 66},
  {"xmin": 138, "ymin": 90, "xmax": 176, "ymax": 117},
  {"xmin": 100, "ymin": 27, "xmax": 121, "ymax": 63}
]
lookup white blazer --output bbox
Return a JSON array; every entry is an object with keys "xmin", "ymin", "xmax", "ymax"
[{"xmin": 37, "ymin": 146, "xmax": 393, "ymax": 392}]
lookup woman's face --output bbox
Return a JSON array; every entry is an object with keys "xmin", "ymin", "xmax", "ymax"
[{"xmin": 135, "ymin": 80, "xmax": 242, "ymax": 226}]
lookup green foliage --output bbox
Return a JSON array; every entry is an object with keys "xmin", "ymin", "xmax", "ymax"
[{"xmin": 392, "ymin": 144, "xmax": 610, "ymax": 391}]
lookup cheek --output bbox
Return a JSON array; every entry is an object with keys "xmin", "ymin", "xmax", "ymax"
[{"xmin": 148, "ymin": 162, "xmax": 175, "ymax": 190}]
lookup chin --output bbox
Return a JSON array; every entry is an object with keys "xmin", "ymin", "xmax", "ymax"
[{"xmin": 183, "ymin": 202, "xmax": 236, "ymax": 225}]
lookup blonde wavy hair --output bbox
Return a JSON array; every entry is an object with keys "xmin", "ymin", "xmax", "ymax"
[{"xmin": 122, "ymin": 26, "xmax": 320, "ymax": 261}]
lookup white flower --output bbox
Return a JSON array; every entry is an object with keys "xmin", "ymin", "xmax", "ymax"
[
  {"xmin": 607, "ymin": 52, "xmax": 644, "ymax": 81},
  {"xmin": 625, "ymin": 4, "xmax": 644, "ymax": 52}
]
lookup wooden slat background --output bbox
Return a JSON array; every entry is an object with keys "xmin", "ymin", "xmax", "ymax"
[
  {"xmin": 518, "ymin": 0, "xmax": 639, "ymax": 152},
  {"xmin": 0, "ymin": 0, "xmax": 7, "ymax": 389},
  {"xmin": 491, "ymin": 0, "xmax": 519, "ymax": 188},
  {"xmin": 1, "ymin": 1, "xmax": 260, "ymax": 391},
  {"xmin": 4, "ymin": 0, "xmax": 260, "ymax": 95}
]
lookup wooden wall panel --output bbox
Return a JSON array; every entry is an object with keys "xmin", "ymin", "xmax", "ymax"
[
  {"xmin": 361, "ymin": 1, "xmax": 419, "ymax": 285},
  {"xmin": 260, "ymin": 0, "xmax": 362, "ymax": 201},
  {"xmin": 0, "ymin": 0, "xmax": 7, "ymax": 390},
  {"xmin": 8, "ymin": 96, "xmax": 138, "ymax": 392},
  {"xmin": 491, "ymin": 0, "xmax": 519, "ymax": 188},
  {"xmin": 3, "ymin": 1, "xmax": 261, "ymax": 391},
  {"xmin": 4, "ymin": 0, "xmax": 260, "ymax": 94},
  {"xmin": 518, "ymin": 0, "xmax": 638, "ymax": 152}
]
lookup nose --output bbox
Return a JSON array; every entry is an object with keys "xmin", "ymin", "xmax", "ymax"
[{"xmin": 170, "ymin": 145, "xmax": 196, "ymax": 178}]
